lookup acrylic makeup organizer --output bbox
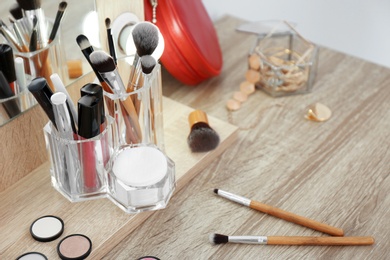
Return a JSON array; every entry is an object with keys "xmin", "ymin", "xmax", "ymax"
[
  {"xmin": 250, "ymin": 21, "xmax": 319, "ymax": 97},
  {"xmin": 0, "ymin": 19, "xmax": 67, "ymax": 125},
  {"xmin": 44, "ymin": 62, "xmax": 175, "ymax": 213}
]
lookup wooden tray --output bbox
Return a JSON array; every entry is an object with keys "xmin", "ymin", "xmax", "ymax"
[{"xmin": 0, "ymin": 97, "xmax": 238, "ymax": 259}]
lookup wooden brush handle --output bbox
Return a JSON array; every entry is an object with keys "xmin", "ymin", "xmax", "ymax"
[
  {"xmin": 267, "ymin": 236, "xmax": 374, "ymax": 246},
  {"xmin": 121, "ymin": 96, "xmax": 142, "ymax": 140},
  {"xmin": 250, "ymin": 201, "xmax": 344, "ymax": 236}
]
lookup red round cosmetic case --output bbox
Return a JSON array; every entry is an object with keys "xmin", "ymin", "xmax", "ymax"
[{"xmin": 144, "ymin": 0, "xmax": 223, "ymax": 85}]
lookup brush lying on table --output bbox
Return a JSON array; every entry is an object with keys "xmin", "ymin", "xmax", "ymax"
[
  {"xmin": 209, "ymin": 233, "xmax": 374, "ymax": 246},
  {"xmin": 187, "ymin": 110, "xmax": 220, "ymax": 152},
  {"xmin": 214, "ymin": 189, "xmax": 344, "ymax": 236}
]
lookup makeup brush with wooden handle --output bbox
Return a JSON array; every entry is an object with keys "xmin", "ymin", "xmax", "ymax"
[
  {"xmin": 210, "ymin": 233, "xmax": 374, "ymax": 246},
  {"xmin": 214, "ymin": 189, "xmax": 344, "ymax": 236}
]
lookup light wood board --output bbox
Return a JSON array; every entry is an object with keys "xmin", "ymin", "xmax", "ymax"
[{"xmin": 0, "ymin": 97, "xmax": 238, "ymax": 259}]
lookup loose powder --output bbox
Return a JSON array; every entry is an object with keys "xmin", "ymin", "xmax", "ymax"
[{"xmin": 113, "ymin": 146, "xmax": 168, "ymax": 187}]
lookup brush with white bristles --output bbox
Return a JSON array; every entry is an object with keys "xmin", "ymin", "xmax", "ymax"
[
  {"xmin": 209, "ymin": 233, "xmax": 374, "ymax": 246},
  {"xmin": 213, "ymin": 189, "xmax": 344, "ymax": 236}
]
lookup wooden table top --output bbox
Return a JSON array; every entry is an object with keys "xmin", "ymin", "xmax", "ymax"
[{"xmin": 102, "ymin": 15, "xmax": 390, "ymax": 259}]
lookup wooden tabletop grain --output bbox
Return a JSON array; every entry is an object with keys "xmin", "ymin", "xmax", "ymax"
[{"xmin": 102, "ymin": 16, "xmax": 390, "ymax": 259}]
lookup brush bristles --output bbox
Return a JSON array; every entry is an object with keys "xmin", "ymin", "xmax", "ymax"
[
  {"xmin": 213, "ymin": 189, "xmax": 219, "ymax": 194},
  {"xmin": 188, "ymin": 123, "xmax": 220, "ymax": 152},
  {"xmin": 105, "ymin": 18, "xmax": 111, "ymax": 29},
  {"xmin": 89, "ymin": 50, "xmax": 116, "ymax": 73},
  {"xmin": 10, "ymin": 3, "xmax": 23, "ymax": 20},
  {"xmin": 141, "ymin": 55, "xmax": 156, "ymax": 74},
  {"xmin": 132, "ymin": 22, "xmax": 159, "ymax": 56},
  {"xmin": 76, "ymin": 34, "xmax": 92, "ymax": 50},
  {"xmin": 209, "ymin": 233, "xmax": 229, "ymax": 244},
  {"xmin": 32, "ymin": 15, "xmax": 38, "ymax": 29},
  {"xmin": 17, "ymin": 0, "xmax": 41, "ymax": 10},
  {"xmin": 59, "ymin": 1, "xmax": 67, "ymax": 11}
]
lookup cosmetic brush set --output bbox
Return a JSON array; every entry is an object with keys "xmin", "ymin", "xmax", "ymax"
[
  {"xmin": 0, "ymin": 1, "xmax": 68, "ymax": 122},
  {"xmin": 209, "ymin": 189, "xmax": 374, "ymax": 246},
  {"xmin": 27, "ymin": 16, "xmax": 175, "ymax": 212}
]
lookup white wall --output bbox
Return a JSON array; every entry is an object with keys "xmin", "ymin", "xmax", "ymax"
[{"xmin": 202, "ymin": 0, "xmax": 390, "ymax": 68}]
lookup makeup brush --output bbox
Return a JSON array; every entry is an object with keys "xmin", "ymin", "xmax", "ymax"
[
  {"xmin": 49, "ymin": 1, "xmax": 67, "ymax": 43},
  {"xmin": 17, "ymin": 0, "xmax": 48, "ymax": 47},
  {"xmin": 132, "ymin": 22, "xmax": 159, "ymax": 57},
  {"xmin": 9, "ymin": 3, "xmax": 23, "ymax": 20},
  {"xmin": 105, "ymin": 17, "xmax": 117, "ymax": 65},
  {"xmin": 130, "ymin": 21, "xmax": 159, "ymax": 82},
  {"xmin": 209, "ymin": 233, "xmax": 374, "ymax": 246},
  {"xmin": 214, "ymin": 189, "xmax": 344, "ymax": 236},
  {"xmin": 187, "ymin": 110, "xmax": 220, "ymax": 152},
  {"xmin": 10, "ymin": 18, "xmax": 29, "ymax": 52},
  {"xmin": 89, "ymin": 50, "xmax": 142, "ymax": 142},
  {"xmin": 141, "ymin": 55, "xmax": 156, "ymax": 75},
  {"xmin": 0, "ymin": 19, "xmax": 23, "ymax": 52},
  {"xmin": 0, "ymin": 71, "xmax": 21, "ymax": 118},
  {"xmin": 76, "ymin": 35, "xmax": 108, "ymax": 90},
  {"xmin": 28, "ymin": 77, "xmax": 56, "ymax": 128},
  {"xmin": 29, "ymin": 16, "xmax": 38, "ymax": 52},
  {"xmin": 9, "ymin": 2, "xmax": 30, "ymax": 41},
  {"xmin": 128, "ymin": 55, "xmax": 156, "ymax": 93}
]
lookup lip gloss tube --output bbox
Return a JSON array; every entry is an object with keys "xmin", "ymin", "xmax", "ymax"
[
  {"xmin": 77, "ymin": 94, "xmax": 102, "ymax": 193},
  {"xmin": 0, "ymin": 44, "xmax": 17, "ymax": 94},
  {"xmin": 80, "ymin": 83, "xmax": 109, "ymax": 166},
  {"xmin": 0, "ymin": 71, "xmax": 21, "ymax": 119}
]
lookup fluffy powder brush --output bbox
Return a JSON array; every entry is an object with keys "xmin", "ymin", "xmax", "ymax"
[{"xmin": 187, "ymin": 110, "xmax": 220, "ymax": 152}]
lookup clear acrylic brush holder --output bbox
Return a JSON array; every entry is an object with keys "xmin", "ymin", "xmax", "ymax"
[
  {"xmin": 44, "ymin": 116, "xmax": 116, "ymax": 202},
  {"xmin": 104, "ymin": 57, "xmax": 164, "ymax": 150}
]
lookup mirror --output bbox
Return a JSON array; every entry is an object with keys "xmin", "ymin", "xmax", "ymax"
[{"xmin": 0, "ymin": 0, "xmax": 99, "ymax": 126}]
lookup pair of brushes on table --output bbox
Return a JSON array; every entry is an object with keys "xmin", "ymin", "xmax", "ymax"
[{"xmin": 211, "ymin": 189, "xmax": 374, "ymax": 246}]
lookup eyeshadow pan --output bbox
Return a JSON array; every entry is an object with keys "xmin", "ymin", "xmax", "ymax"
[
  {"xmin": 30, "ymin": 215, "xmax": 64, "ymax": 242},
  {"xmin": 57, "ymin": 234, "xmax": 92, "ymax": 260},
  {"xmin": 16, "ymin": 252, "xmax": 48, "ymax": 260}
]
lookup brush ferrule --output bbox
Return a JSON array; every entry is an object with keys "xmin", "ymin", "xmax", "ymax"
[
  {"xmin": 100, "ymin": 70, "xmax": 127, "ymax": 97},
  {"xmin": 229, "ymin": 236, "xmax": 268, "ymax": 244},
  {"xmin": 217, "ymin": 189, "xmax": 251, "ymax": 207}
]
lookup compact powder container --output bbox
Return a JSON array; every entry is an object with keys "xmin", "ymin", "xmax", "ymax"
[
  {"xmin": 30, "ymin": 215, "xmax": 64, "ymax": 242},
  {"xmin": 16, "ymin": 252, "xmax": 48, "ymax": 260},
  {"xmin": 57, "ymin": 234, "xmax": 92, "ymax": 260}
]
